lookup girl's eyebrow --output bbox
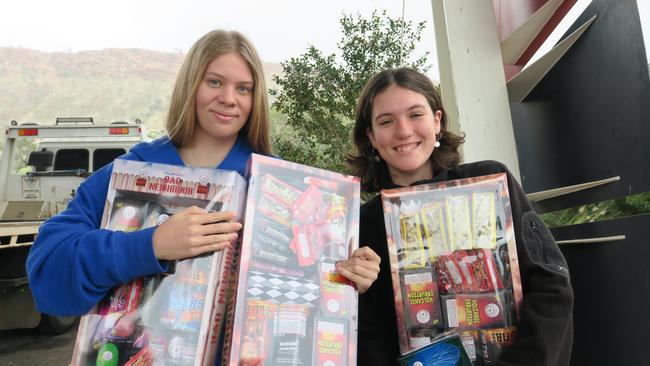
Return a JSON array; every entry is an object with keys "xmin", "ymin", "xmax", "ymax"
[
  {"xmin": 374, "ymin": 103, "xmax": 427, "ymax": 121},
  {"xmin": 204, "ymin": 71, "xmax": 254, "ymax": 85}
]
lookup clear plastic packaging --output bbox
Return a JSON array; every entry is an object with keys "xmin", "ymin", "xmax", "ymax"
[
  {"xmin": 381, "ymin": 173, "xmax": 522, "ymax": 365},
  {"xmin": 223, "ymin": 154, "xmax": 360, "ymax": 366},
  {"xmin": 71, "ymin": 159, "xmax": 246, "ymax": 366}
]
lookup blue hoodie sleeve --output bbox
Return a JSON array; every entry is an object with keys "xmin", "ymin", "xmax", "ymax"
[{"xmin": 26, "ymin": 163, "xmax": 168, "ymax": 316}]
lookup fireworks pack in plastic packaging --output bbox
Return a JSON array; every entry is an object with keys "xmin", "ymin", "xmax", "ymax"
[
  {"xmin": 223, "ymin": 154, "xmax": 360, "ymax": 366},
  {"xmin": 70, "ymin": 159, "xmax": 246, "ymax": 366},
  {"xmin": 381, "ymin": 173, "xmax": 523, "ymax": 365}
]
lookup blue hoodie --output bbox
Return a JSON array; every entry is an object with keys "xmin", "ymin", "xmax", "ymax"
[{"xmin": 26, "ymin": 135, "xmax": 253, "ymax": 316}]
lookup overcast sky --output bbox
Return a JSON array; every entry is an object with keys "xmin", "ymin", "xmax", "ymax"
[
  {"xmin": 0, "ymin": 0, "xmax": 434, "ymax": 61},
  {"xmin": 1, "ymin": 0, "xmax": 649, "ymax": 81}
]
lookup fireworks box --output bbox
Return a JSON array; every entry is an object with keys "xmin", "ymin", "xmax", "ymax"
[
  {"xmin": 381, "ymin": 173, "xmax": 522, "ymax": 365},
  {"xmin": 71, "ymin": 159, "xmax": 246, "ymax": 366},
  {"xmin": 222, "ymin": 154, "xmax": 361, "ymax": 366}
]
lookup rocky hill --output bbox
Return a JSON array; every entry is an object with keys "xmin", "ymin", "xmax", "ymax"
[{"xmin": 0, "ymin": 47, "xmax": 283, "ymax": 130}]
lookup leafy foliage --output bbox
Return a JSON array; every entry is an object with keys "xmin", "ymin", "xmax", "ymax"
[
  {"xmin": 541, "ymin": 191, "xmax": 650, "ymax": 227},
  {"xmin": 271, "ymin": 10, "xmax": 430, "ymax": 174}
]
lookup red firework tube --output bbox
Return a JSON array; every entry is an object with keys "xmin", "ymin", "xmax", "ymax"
[
  {"xmin": 258, "ymin": 195, "xmax": 293, "ymax": 228},
  {"xmin": 292, "ymin": 184, "xmax": 324, "ymax": 220},
  {"xmin": 260, "ymin": 174, "xmax": 302, "ymax": 208},
  {"xmin": 291, "ymin": 224, "xmax": 321, "ymax": 267},
  {"xmin": 303, "ymin": 176, "xmax": 339, "ymax": 190},
  {"xmin": 453, "ymin": 250, "xmax": 480, "ymax": 293},
  {"xmin": 466, "ymin": 249, "xmax": 503, "ymax": 292},
  {"xmin": 434, "ymin": 254, "xmax": 465, "ymax": 294}
]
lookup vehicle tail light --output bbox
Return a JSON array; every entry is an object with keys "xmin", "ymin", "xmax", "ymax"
[
  {"xmin": 18, "ymin": 128, "xmax": 38, "ymax": 136},
  {"xmin": 110, "ymin": 127, "xmax": 129, "ymax": 135}
]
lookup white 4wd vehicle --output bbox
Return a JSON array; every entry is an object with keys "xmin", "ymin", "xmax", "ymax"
[{"xmin": 0, "ymin": 117, "xmax": 146, "ymax": 333}]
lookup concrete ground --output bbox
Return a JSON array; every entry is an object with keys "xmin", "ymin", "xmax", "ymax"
[{"xmin": 0, "ymin": 325, "xmax": 77, "ymax": 366}]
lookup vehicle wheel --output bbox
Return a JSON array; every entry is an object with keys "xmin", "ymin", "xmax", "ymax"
[{"xmin": 37, "ymin": 314, "xmax": 78, "ymax": 334}]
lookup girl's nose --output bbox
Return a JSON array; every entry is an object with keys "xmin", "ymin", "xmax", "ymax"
[
  {"xmin": 217, "ymin": 86, "xmax": 236, "ymax": 105},
  {"xmin": 394, "ymin": 119, "xmax": 412, "ymax": 138}
]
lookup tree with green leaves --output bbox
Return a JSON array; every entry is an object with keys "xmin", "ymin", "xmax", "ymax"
[{"xmin": 271, "ymin": 10, "xmax": 430, "ymax": 174}]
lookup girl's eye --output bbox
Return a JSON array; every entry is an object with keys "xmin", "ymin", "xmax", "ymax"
[
  {"xmin": 207, "ymin": 79, "xmax": 221, "ymax": 88},
  {"xmin": 238, "ymin": 85, "xmax": 252, "ymax": 94},
  {"xmin": 411, "ymin": 113, "xmax": 423, "ymax": 119},
  {"xmin": 379, "ymin": 119, "xmax": 393, "ymax": 126}
]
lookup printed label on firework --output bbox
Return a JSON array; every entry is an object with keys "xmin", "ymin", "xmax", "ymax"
[
  {"xmin": 402, "ymin": 270, "xmax": 442, "ymax": 329},
  {"xmin": 312, "ymin": 317, "xmax": 347, "ymax": 366},
  {"xmin": 480, "ymin": 326, "xmax": 516, "ymax": 364},
  {"xmin": 442, "ymin": 292, "xmax": 505, "ymax": 329},
  {"xmin": 319, "ymin": 261, "xmax": 353, "ymax": 318}
]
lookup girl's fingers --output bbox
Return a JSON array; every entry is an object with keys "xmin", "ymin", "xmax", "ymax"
[
  {"xmin": 336, "ymin": 261, "xmax": 378, "ymax": 282},
  {"xmin": 339, "ymin": 257, "xmax": 380, "ymax": 274},
  {"xmin": 352, "ymin": 246, "xmax": 381, "ymax": 263},
  {"xmin": 191, "ymin": 241, "xmax": 231, "ymax": 257},
  {"xmin": 334, "ymin": 265, "xmax": 358, "ymax": 282},
  {"xmin": 336, "ymin": 265, "xmax": 373, "ymax": 293},
  {"xmin": 179, "ymin": 205, "xmax": 208, "ymax": 216},
  {"xmin": 195, "ymin": 221, "xmax": 242, "ymax": 236},
  {"xmin": 192, "ymin": 232, "xmax": 238, "ymax": 247},
  {"xmin": 204, "ymin": 210, "xmax": 238, "ymax": 223}
]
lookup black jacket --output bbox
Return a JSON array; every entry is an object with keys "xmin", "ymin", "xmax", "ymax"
[{"xmin": 357, "ymin": 160, "xmax": 573, "ymax": 366}]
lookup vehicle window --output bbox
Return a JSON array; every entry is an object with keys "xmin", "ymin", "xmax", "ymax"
[
  {"xmin": 93, "ymin": 148, "xmax": 126, "ymax": 171},
  {"xmin": 9, "ymin": 138, "xmax": 39, "ymax": 175},
  {"xmin": 53, "ymin": 149, "xmax": 89, "ymax": 171}
]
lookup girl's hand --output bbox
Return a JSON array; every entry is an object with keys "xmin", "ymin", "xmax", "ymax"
[
  {"xmin": 335, "ymin": 246, "xmax": 381, "ymax": 294},
  {"xmin": 152, "ymin": 206, "xmax": 241, "ymax": 260}
]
